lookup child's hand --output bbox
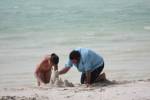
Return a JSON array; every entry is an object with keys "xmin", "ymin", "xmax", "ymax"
[{"xmin": 55, "ymin": 70, "xmax": 59, "ymax": 78}]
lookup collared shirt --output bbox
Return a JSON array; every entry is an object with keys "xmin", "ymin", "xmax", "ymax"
[{"xmin": 65, "ymin": 48, "xmax": 104, "ymax": 73}]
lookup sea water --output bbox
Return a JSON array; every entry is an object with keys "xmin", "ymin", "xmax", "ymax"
[{"xmin": 0, "ymin": 0, "xmax": 150, "ymax": 88}]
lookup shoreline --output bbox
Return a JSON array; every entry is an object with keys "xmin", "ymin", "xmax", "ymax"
[{"xmin": 0, "ymin": 79, "xmax": 150, "ymax": 100}]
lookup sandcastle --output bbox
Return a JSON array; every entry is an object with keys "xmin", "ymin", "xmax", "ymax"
[{"xmin": 50, "ymin": 70, "xmax": 74, "ymax": 87}]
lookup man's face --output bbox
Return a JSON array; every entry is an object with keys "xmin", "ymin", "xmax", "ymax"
[{"xmin": 72, "ymin": 59, "xmax": 78, "ymax": 64}]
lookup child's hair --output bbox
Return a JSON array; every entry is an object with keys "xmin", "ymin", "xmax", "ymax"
[{"xmin": 50, "ymin": 53, "xmax": 59, "ymax": 65}]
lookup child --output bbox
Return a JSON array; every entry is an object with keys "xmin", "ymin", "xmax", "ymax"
[{"xmin": 35, "ymin": 53, "xmax": 59, "ymax": 86}]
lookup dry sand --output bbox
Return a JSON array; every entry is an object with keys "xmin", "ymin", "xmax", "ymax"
[{"xmin": 0, "ymin": 79, "xmax": 150, "ymax": 100}]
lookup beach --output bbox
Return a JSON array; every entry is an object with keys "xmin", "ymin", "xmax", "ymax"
[
  {"xmin": 0, "ymin": 0, "xmax": 150, "ymax": 99},
  {"xmin": 0, "ymin": 79, "xmax": 150, "ymax": 100},
  {"xmin": 0, "ymin": 0, "xmax": 150, "ymax": 88}
]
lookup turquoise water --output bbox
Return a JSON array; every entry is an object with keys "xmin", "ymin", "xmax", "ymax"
[
  {"xmin": 0, "ymin": 0, "xmax": 150, "ymax": 33},
  {"xmin": 0, "ymin": 0, "xmax": 150, "ymax": 87}
]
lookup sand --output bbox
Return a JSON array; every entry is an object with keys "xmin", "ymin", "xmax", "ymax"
[
  {"xmin": 50, "ymin": 70, "xmax": 74, "ymax": 87},
  {"xmin": 0, "ymin": 79, "xmax": 150, "ymax": 100}
]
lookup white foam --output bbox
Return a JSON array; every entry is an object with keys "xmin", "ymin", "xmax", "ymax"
[{"xmin": 144, "ymin": 26, "xmax": 150, "ymax": 30}]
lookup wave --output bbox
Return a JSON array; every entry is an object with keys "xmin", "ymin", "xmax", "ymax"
[{"xmin": 144, "ymin": 26, "xmax": 150, "ymax": 30}]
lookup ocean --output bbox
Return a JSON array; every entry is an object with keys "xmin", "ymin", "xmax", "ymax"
[{"xmin": 0, "ymin": 0, "xmax": 150, "ymax": 88}]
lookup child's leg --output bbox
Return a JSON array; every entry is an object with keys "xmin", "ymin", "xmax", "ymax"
[
  {"xmin": 44, "ymin": 70, "xmax": 52, "ymax": 84},
  {"xmin": 36, "ymin": 73, "xmax": 45, "ymax": 86}
]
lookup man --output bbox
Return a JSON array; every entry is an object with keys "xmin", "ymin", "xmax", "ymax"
[
  {"xmin": 35, "ymin": 53, "xmax": 59, "ymax": 86},
  {"xmin": 59, "ymin": 48, "xmax": 106, "ymax": 87}
]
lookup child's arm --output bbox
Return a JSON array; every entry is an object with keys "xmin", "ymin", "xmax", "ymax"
[
  {"xmin": 34, "ymin": 58, "xmax": 46, "ymax": 86},
  {"xmin": 35, "ymin": 66, "xmax": 43, "ymax": 86},
  {"xmin": 54, "ymin": 65, "xmax": 58, "ymax": 71}
]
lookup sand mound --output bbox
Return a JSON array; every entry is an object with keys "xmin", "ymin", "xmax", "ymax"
[{"xmin": 50, "ymin": 70, "xmax": 74, "ymax": 87}]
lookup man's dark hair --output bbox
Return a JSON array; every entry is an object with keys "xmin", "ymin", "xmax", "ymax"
[
  {"xmin": 69, "ymin": 50, "xmax": 81, "ymax": 60},
  {"xmin": 50, "ymin": 53, "xmax": 59, "ymax": 65}
]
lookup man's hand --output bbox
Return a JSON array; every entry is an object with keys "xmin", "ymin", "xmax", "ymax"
[{"xmin": 86, "ymin": 83, "xmax": 91, "ymax": 87}]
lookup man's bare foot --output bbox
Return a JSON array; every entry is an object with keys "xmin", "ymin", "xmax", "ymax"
[{"xmin": 96, "ymin": 72, "xmax": 107, "ymax": 82}]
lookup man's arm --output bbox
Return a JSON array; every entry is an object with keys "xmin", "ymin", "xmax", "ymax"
[
  {"xmin": 58, "ymin": 67, "xmax": 71, "ymax": 75},
  {"xmin": 85, "ymin": 71, "xmax": 91, "ymax": 87}
]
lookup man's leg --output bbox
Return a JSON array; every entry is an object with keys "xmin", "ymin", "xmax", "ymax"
[
  {"xmin": 95, "ymin": 72, "xmax": 107, "ymax": 82},
  {"xmin": 90, "ymin": 63, "xmax": 104, "ymax": 84},
  {"xmin": 80, "ymin": 73, "xmax": 86, "ymax": 84}
]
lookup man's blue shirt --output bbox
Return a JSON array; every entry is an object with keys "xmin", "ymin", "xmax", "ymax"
[{"xmin": 65, "ymin": 48, "xmax": 104, "ymax": 73}]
